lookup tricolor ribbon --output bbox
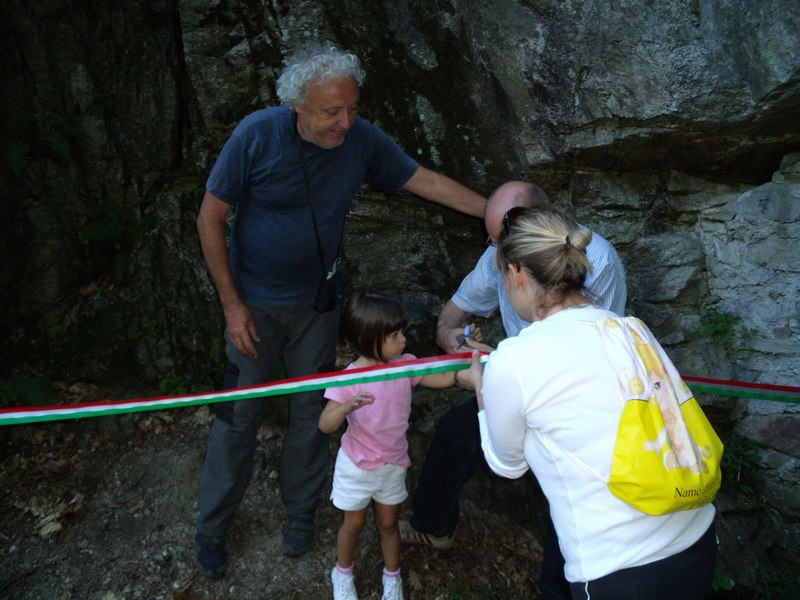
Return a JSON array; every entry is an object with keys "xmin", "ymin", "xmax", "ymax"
[
  {"xmin": 683, "ymin": 376, "xmax": 800, "ymax": 404},
  {"xmin": 0, "ymin": 353, "xmax": 485, "ymax": 426},
  {"xmin": 0, "ymin": 353, "xmax": 797, "ymax": 426}
]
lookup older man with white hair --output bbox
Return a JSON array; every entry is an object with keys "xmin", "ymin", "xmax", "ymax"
[{"xmin": 194, "ymin": 44, "xmax": 486, "ymax": 579}]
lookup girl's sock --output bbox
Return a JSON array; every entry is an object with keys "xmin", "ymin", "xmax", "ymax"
[
  {"xmin": 383, "ymin": 567, "xmax": 401, "ymax": 578},
  {"xmin": 336, "ymin": 562, "xmax": 355, "ymax": 575}
]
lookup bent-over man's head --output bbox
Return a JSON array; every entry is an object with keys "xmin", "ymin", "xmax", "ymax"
[{"xmin": 485, "ymin": 181, "xmax": 552, "ymax": 244}]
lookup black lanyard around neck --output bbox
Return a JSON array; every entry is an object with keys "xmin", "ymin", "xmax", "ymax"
[{"xmin": 293, "ymin": 115, "xmax": 343, "ymax": 276}]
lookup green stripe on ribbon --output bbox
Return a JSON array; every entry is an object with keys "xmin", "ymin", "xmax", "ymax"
[
  {"xmin": 0, "ymin": 355, "xmax": 480, "ymax": 426},
  {"xmin": 1, "ymin": 353, "xmax": 797, "ymax": 426},
  {"xmin": 684, "ymin": 377, "xmax": 800, "ymax": 404}
]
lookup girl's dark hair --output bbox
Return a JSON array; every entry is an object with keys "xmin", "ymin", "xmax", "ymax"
[{"xmin": 340, "ymin": 291, "xmax": 409, "ymax": 362}]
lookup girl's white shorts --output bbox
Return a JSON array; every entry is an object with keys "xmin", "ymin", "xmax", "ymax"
[{"xmin": 330, "ymin": 447, "xmax": 408, "ymax": 511}]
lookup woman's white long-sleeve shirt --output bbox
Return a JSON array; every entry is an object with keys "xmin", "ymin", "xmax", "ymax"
[{"xmin": 477, "ymin": 305, "xmax": 715, "ymax": 583}]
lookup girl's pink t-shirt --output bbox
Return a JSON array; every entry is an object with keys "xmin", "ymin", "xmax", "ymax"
[{"xmin": 324, "ymin": 353, "xmax": 422, "ymax": 470}]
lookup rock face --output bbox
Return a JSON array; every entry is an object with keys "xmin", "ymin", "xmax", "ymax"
[{"xmin": 1, "ymin": 0, "xmax": 798, "ymax": 595}]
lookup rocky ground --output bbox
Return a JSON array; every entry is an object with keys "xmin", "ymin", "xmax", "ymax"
[
  {"xmin": 1, "ymin": 382, "xmax": 758, "ymax": 600},
  {"xmin": 0, "ymin": 385, "xmax": 548, "ymax": 599}
]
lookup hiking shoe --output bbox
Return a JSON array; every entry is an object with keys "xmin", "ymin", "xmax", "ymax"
[
  {"xmin": 282, "ymin": 517, "xmax": 315, "ymax": 557},
  {"xmin": 195, "ymin": 543, "xmax": 227, "ymax": 579},
  {"xmin": 331, "ymin": 567, "xmax": 359, "ymax": 600},
  {"xmin": 382, "ymin": 572, "xmax": 404, "ymax": 600},
  {"xmin": 398, "ymin": 519, "xmax": 454, "ymax": 550}
]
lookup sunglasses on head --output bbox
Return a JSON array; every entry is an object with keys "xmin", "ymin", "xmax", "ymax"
[{"xmin": 501, "ymin": 206, "xmax": 527, "ymax": 238}]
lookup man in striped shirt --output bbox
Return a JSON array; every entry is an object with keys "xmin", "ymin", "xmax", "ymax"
[{"xmin": 400, "ymin": 180, "xmax": 627, "ymax": 599}]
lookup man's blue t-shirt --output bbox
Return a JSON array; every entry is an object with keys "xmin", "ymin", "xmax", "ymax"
[{"xmin": 206, "ymin": 106, "xmax": 419, "ymax": 305}]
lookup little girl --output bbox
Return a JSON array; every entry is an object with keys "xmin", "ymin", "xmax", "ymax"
[{"xmin": 319, "ymin": 291, "xmax": 456, "ymax": 600}]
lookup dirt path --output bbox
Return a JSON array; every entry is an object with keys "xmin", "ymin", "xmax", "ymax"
[{"xmin": 1, "ymin": 396, "xmax": 547, "ymax": 599}]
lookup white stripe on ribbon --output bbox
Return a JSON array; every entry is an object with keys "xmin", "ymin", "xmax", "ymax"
[{"xmin": 0, "ymin": 352, "xmax": 487, "ymax": 426}]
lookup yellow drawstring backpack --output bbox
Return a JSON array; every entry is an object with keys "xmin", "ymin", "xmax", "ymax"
[{"xmin": 596, "ymin": 316, "xmax": 724, "ymax": 515}]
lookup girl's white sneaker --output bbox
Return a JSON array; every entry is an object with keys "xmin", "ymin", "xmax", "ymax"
[
  {"xmin": 381, "ymin": 572, "xmax": 404, "ymax": 600},
  {"xmin": 331, "ymin": 567, "xmax": 358, "ymax": 600}
]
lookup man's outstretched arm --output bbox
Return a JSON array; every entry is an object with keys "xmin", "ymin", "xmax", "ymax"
[{"xmin": 403, "ymin": 166, "xmax": 486, "ymax": 218}]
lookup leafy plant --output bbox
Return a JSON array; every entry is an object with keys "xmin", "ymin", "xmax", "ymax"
[
  {"xmin": 41, "ymin": 112, "xmax": 83, "ymax": 160},
  {"xmin": 691, "ymin": 309, "xmax": 755, "ymax": 355},
  {"xmin": 159, "ymin": 375, "xmax": 201, "ymax": 396},
  {"xmin": 6, "ymin": 141, "xmax": 31, "ymax": 175},
  {"xmin": 756, "ymin": 567, "xmax": 795, "ymax": 599},
  {"xmin": 5, "ymin": 111, "xmax": 85, "ymax": 175},
  {"xmin": 713, "ymin": 568, "xmax": 736, "ymax": 592},
  {"xmin": 80, "ymin": 202, "xmax": 156, "ymax": 245},
  {"xmin": 720, "ymin": 432, "xmax": 761, "ymax": 494},
  {"xmin": 170, "ymin": 180, "xmax": 202, "ymax": 193},
  {"xmin": 79, "ymin": 201, "xmax": 156, "ymax": 285},
  {"xmin": 0, "ymin": 373, "xmax": 54, "ymax": 407}
]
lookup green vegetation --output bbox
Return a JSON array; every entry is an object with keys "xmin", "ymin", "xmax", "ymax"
[
  {"xmin": 755, "ymin": 568, "xmax": 796, "ymax": 599},
  {"xmin": 720, "ymin": 432, "xmax": 761, "ymax": 495},
  {"xmin": 6, "ymin": 141, "xmax": 30, "ymax": 176},
  {"xmin": 713, "ymin": 568, "xmax": 735, "ymax": 592},
  {"xmin": 0, "ymin": 373, "xmax": 54, "ymax": 407},
  {"xmin": 4, "ymin": 111, "xmax": 157, "ymax": 287},
  {"xmin": 691, "ymin": 308, "xmax": 755, "ymax": 356},
  {"xmin": 169, "ymin": 179, "xmax": 203, "ymax": 193},
  {"xmin": 79, "ymin": 201, "xmax": 155, "ymax": 285},
  {"xmin": 5, "ymin": 111, "xmax": 84, "ymax": 175},
  {"xmin": 159, "ymin": 375, "xmax": 202, "ymax": 396}
]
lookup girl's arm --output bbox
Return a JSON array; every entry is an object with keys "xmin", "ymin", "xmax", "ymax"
[
  {"xmin": 419, "ymin": 370, "xmax": 456, "ymax": 389},
  {"xmin": 318, "ymin": 393, "xmax": 375, "ymax": 433}
]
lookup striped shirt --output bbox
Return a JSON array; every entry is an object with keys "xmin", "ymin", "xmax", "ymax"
[{"xmin": 451, "ymin": 228, "xmax": 627, "ymax": 337}]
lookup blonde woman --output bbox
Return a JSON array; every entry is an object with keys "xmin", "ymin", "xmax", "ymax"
[{"xmin": 459, "ymin": 208, "xmax": 717, "ymax": 599}]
